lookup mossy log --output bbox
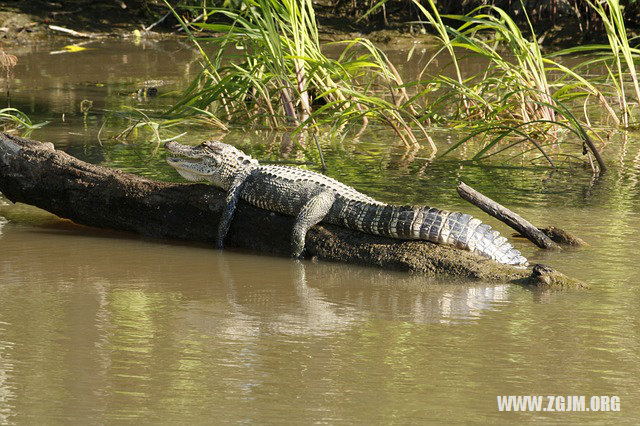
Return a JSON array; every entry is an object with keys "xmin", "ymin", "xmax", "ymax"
[{"xmin": 0, "ymin": 132, "xmax": 587, "ymax": 289}]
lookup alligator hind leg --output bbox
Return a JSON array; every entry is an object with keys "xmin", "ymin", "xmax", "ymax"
[{"xmin": 291, "ymin": 191, "xmax": 335, "ymax": 258}]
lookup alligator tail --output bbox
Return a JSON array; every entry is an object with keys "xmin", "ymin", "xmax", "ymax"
[
  {"xmin": 342, "ymin": 203, "xmax": 528, "ymax": 266},
  {"xmin": 417, "ymin": 208, "xmax": 528, "ymax": 266}
]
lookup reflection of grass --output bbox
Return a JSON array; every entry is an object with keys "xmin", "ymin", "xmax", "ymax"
[{"xmin": 0, "ymin": 47, "xmax": 17, "ymax": 98}]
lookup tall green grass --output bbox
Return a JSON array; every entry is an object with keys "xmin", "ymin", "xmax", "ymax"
[
  {"xmin": 164, "ymin": 0, "xmax": 434, "ymax": 149},
  {"xmin": 402, "ymin": 1, "xmax": 610, "ymax": 171},
  {"xmin": 414, "ymin": 1, "xmax": 557, "ymax": 123},
  {"xmin": 550, "ymin": 0, "xmax": 640, "ymax": 127},
  {"xmin": 162, "ymin": 0, "xmax": 640, "ymax": 173}
]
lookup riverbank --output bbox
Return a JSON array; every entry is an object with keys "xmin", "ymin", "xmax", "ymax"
[
  {"xmin": 0, "ymin": 0, "xmax": 164, "ymax": 44},
  {"xmin": 2, "ymin": 0, "xmax": 638, "ymax": 47}
]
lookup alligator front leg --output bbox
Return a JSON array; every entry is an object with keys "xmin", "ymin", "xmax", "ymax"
[
  {"xmin": 216, "ymin": 172, "xmax": 250, "ymax": 249},
  {"xmin": 291, "ymin": 191, "xmax": 336, "ymax": 258}
]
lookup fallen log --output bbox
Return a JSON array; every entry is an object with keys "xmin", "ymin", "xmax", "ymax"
[{"xmin": 0, "ymin": 133, "xmax": 586, "ymax": 289}]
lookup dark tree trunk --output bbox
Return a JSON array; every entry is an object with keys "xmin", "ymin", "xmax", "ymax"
[{"xmin": 0, "ymin": 132, "xmax": 585, "ymax": 289}]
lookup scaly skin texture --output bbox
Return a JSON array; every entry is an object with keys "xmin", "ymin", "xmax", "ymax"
[{"xmin": 165, "ymin": 141, "xmax": 528, "ymax": 266}]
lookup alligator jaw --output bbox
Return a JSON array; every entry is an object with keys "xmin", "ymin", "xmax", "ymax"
[
  {"xmin": 165, "ymin": 142, "xmax": 203, "ymax": 167},
  {"xmin": 164, "ymin": 142, "xmax": 218, "ymax": 182},
  {"xmin": 165, "ymin": 155, "xmax": 209, "ymax": 181}
]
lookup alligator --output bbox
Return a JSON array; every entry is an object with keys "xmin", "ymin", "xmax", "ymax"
[{"xmin": 164, "ymin": 141, "xmax": 528, "ymax": 266}]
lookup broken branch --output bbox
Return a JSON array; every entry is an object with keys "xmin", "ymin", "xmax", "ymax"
[{"xmin": 457, "ymin": 181, "xmax": 559, "ymax": 250}]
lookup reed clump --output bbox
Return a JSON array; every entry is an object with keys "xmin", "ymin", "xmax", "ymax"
[
  {"xmin": 164, "ymin": 0, "xmax": 433, "ymax": 149},
  {"xmin": 164, "ymin": 0, "xmax": 639, "ymax": 173}
]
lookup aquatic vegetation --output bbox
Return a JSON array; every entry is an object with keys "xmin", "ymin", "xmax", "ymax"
[
  {"xmin": 413, "ymin": 1, "xmax": 557, "ymax": 124},
  {"xmin": 161, "ymin": 0, "xmax": 639, "ymax": 172},
  {"xmin": 163, "ymin": 0, "xmax": 433, "ymax": 149},
  {"xmin": 550, "ymin": 0, "xmax": 640, "ymax": 127},
  {"xmin": 99, "ymin": 106, "xmax": 189, "ymax": 158},
  {"xmin": 363, "ymin": 0, "xmax": 608, "ymax": 171},
  {"xmin": 0, "ymin": 48, "xmax": 47, "ymax": 133},
  {"xmin": 0, "ymin": 108, "xmax": 48, "ymax": 133},
  {"xmin": 333, "ymin": 0, "xmax": 640, "ymax": 35}
]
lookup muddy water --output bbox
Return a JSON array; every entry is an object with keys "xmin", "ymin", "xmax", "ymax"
[{"xmin": 1, "ymin": 40, "xmax": 640, "ymax": 423}]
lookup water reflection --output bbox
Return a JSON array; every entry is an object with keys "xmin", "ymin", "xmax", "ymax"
[
  {"xmin": 0, "ymin": 213, "xmax": 521, "ymax": 422},
  {"xmin": 1, "ymin": 211, "xmax": 636, "ymax": 423},
  {"xmin": 0, "ymin": 197, "xmax": 7, "ymax": 236},
  {"xmin": 5, "ymin": 39, "xmax": 201, "ymax": 149},
  {"xmin": 0, "ymin": 211, "xmax": 514, "ymax": 326},
  {"xmin": 0, "ymin": 315, "xmax": 13, "ymax": 426}
]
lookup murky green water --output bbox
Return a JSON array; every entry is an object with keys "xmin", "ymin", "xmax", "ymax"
[{"xmin": 1, "ymin": 39, "xmax": 640, "ymax": 423}]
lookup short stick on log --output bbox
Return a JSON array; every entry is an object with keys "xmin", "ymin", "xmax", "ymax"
[{"xmin": 457, "ymin": 181, "xmax": 559, "ymax": 250}]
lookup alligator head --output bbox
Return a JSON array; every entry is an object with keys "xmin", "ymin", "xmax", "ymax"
[{"xmin": 165, "ymin": 140, "xmax": 258, "ymax": 190}]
